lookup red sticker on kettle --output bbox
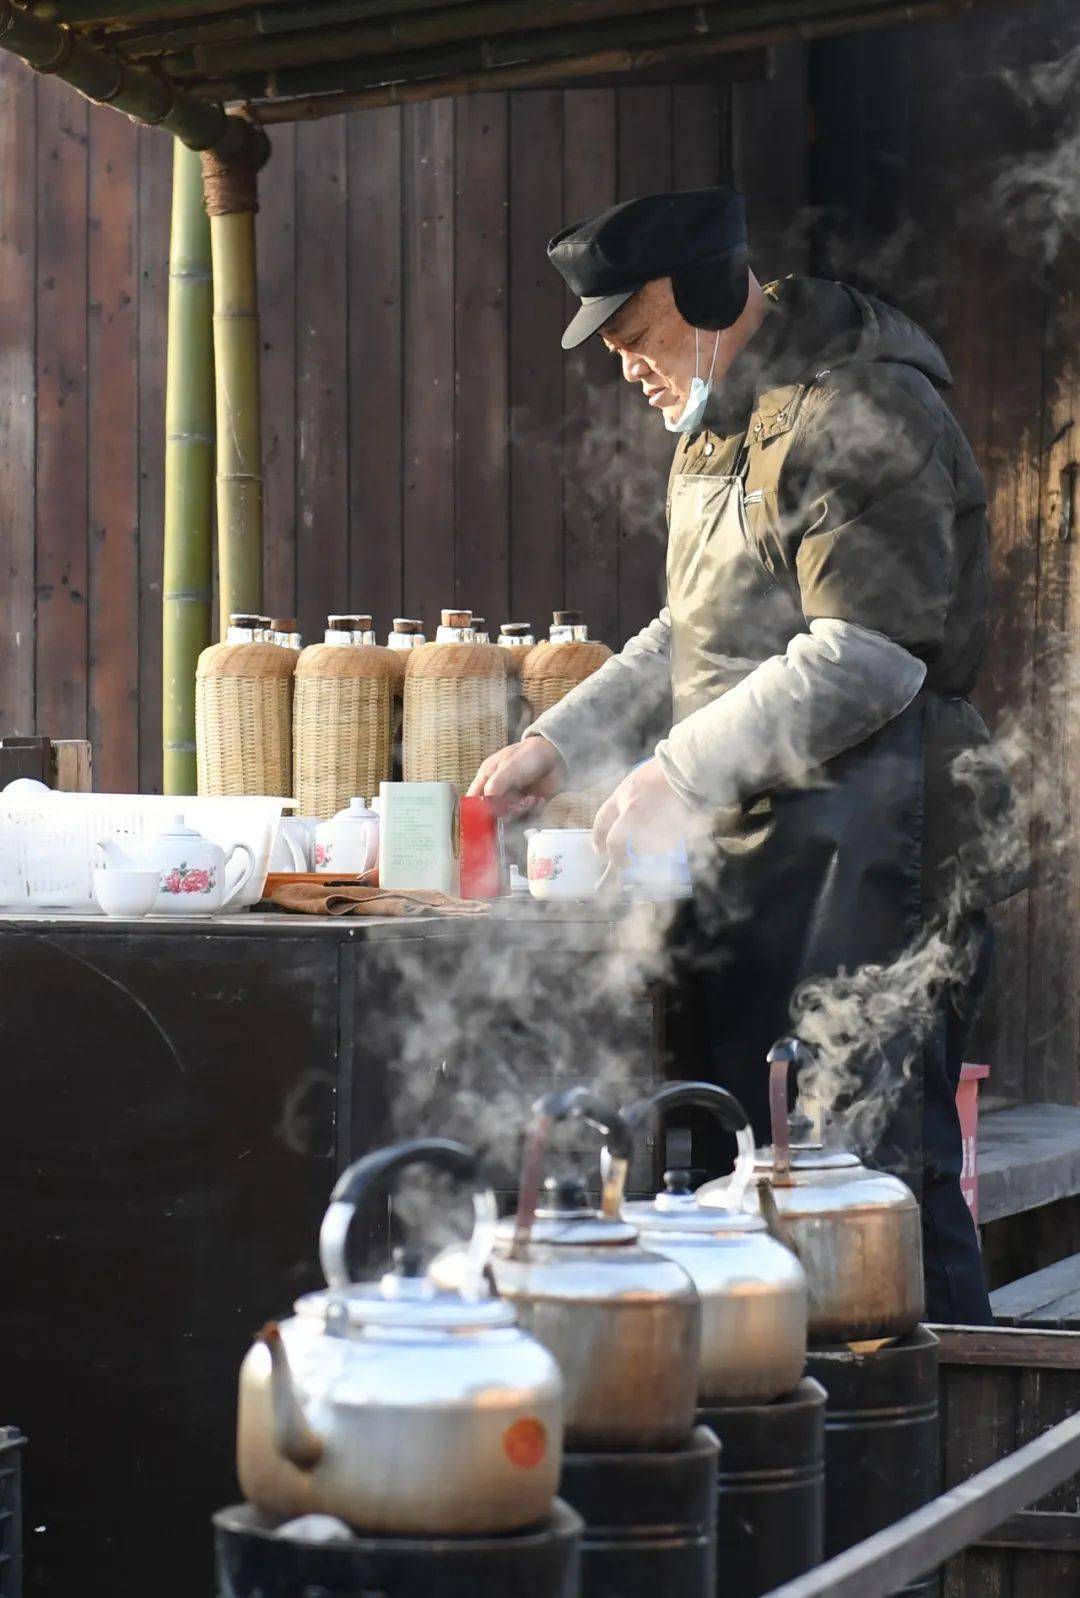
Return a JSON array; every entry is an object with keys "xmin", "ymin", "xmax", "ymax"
[{"xmin": 502, "ymin": 1417, "xmax": 548, "ymax": 1470}]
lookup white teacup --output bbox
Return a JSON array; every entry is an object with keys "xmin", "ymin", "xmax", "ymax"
[
  {"xmin": 526, "ymin": 828, "xmax": 605, "ymax": 900},
  {"xmin": 92, "ymin": 866, "xmax": 161, "ymax": 919}
]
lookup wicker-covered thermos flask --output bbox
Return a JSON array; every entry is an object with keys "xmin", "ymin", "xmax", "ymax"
[
  {"xmin": 522, "ymin": 611, "xmax": 614, "ymax": 829},
  {"xmin": 195, "ymin": 613, "xmax": 296, "ymax": 796},
  {"xmin": 292, "ymin": 614, "xmax": 400, "ymax": 820},
  {"xmin": 403, "ymin": 609, "xmax": 514, "ymax": 791}
]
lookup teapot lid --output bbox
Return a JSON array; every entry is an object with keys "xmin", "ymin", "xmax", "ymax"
[
  {"xmin": 754, "ymin": 1142, "xmax": 861, "ymax": 1173},
  {"xmin": 624, "ymin": 1170, "xmax": 767, "ymax": 1236},
  {"xmin": 495, "ymin": 1175, "xmax": 638, "ymax": 1248},
  {"xmin": 326, "ymin": 798, "xmax": 377, "ymax": 822},
  {"xmin": 154, "ymin": 812, "xmax": 206, "ymax": 841},
  {"xmin": 298, "ymin": 1245, "xmax": 516, "ymax": 1332}
]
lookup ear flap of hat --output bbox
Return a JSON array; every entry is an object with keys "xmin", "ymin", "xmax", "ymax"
[{"xmin": 671, "ymin": 246, "xmax": 749, "ymax": 331}]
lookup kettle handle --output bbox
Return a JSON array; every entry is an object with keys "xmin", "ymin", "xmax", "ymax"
[
  {"xmin": 319, "ymin": 1137, "xmax": 497, "ymax": 1296},
  {"xmin": 620, "ymin": 1081, "xmax": 757, "ymax": 1213},
  {"xmin": 767, "ymin": 1037, "xmax": 802, "ymax": 1185},
  {"xmin": 512, "ymin": 1087, "xmax": 630, "ymax": 1254}
]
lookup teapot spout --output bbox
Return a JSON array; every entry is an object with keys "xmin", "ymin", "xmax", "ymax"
[
  {"xmin": 259, "ymin": 1324, "xmax": 324, "ymax": 1472},
  {"xmin": 96, "ymin": 839, "xmax": 141, "ymax": 869}
]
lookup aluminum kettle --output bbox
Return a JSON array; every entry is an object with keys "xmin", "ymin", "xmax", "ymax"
[
  {"xmin": 619, "ymin": 1081, "xmax": 809, "ymax": 1404},
  {"xmin": 236, "ymin": 1137, "xmax": 563, "ymax": 1534},
  {"xmin": 696, "ymin": 1042, "xmax": 925, "ymax": 1343},
  {"xmin": 452, "ymin": 1087, "xmax": 700, "ymax": 1452}
]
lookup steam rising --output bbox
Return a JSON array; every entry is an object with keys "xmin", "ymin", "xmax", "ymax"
[{"xmin": 987, "ymin": 36, "xmax": 1080, "ymax": 268}]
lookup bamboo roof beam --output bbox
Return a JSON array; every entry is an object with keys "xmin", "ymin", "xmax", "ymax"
[
  {"xmin": 0, "ymin": 0, "xmax": 266, "ymax": 156},
  {"xmin": 200, "ymin": 0, "xmax": 987, "ymax": 108},
  {"xmin": 106, "ymin": 0, "xmax": 483, "ymax": 57},
  {"xmin": 155, "ymin": 0, "xmax": 745, "ymax": 78}
]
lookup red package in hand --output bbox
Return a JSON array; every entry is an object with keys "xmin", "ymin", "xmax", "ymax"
[{"xmin": 459, "ymin": 795, "xmax": 508, "ymax": 899}]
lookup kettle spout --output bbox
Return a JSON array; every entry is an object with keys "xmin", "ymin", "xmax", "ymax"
[{"xmin": 259, "ymin": 1324, "xmax": 324, "ymax": 1472}]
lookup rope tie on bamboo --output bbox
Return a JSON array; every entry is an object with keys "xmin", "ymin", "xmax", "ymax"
[{"xmin": 200, "ymin": 118, "xmax": 270, "ymax": 216}]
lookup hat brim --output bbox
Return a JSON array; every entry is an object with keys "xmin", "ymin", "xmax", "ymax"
[{"xmin": 560, "ymin": 288, "xmax": 639, "ymax": 350}]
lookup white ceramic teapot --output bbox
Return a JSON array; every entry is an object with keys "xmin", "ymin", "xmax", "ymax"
[
  {"xmin": 140, "ymin": 814, "xmax": 255, "ymax": 916},
  {"xmin": 314, "ymin": 798, "xmax": 379, "ymax": 875}
]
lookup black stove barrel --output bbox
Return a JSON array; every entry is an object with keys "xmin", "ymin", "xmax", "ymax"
[
  {"xmin": 805, "ymin": 1326, "xmax": 940, "ymax": 1598},
  {"xmin": 558, "ymin": 1425, "xmax": 718, "ymax": 1598},
  {"xmin": 698, "ymin": 1377, "xmax": 825, "ymax": 1598},
  {"xmin": 213, "ymin": 1500, "xmax": 582, "ymax": 1598}
]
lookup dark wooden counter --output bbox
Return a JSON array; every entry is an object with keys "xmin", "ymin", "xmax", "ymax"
[{"xmin": 0, "ymin": 902, "xmax": 665, "ymax": 1596}]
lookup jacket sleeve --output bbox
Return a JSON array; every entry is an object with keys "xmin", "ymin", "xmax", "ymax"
[
  {"xmin": 786, "ymin": 367, "xmax": 958, "ymax": 660},
  {"xmin": 655, "ymin": 618, "xmax": 925, "ymax": 810},
  {"xmin": 524, "ymin": 610, "xmax": 673, "ymax": 790}
]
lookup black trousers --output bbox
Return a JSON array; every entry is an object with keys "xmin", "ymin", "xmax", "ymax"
[{"xmin": 663, "ymin": 910, "xmax": 994, "ymax": 1328}]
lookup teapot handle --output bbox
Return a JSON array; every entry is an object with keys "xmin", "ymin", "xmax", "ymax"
[
  {"xmin": 620, "ymin": 1081, "xmax": 757, "ymax": 1213},
  {"xmin": 320, "ymin": 1138, "xmax": 496, "ymax": 1296},
  {"xmin": 221, "ymin": 840, "xmax": 256, "ymax": 907}
]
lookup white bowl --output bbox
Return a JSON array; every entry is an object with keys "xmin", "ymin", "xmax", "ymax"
[{"xmin": 92, "ymin": 866, "xmax": 161, "ymax": 919}]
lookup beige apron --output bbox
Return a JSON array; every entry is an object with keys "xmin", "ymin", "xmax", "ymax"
[{"xmin": 661, "ymin": 444, "xmax": 928, "ymax": 1184}]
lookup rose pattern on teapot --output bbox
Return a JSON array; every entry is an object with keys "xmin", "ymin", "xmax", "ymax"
[
  {"xmin": 528, "ymin": 853, "xmax": 563, "ymax": 882},
  {"xmin": 160, "ymin": 862, "xmax": 218, "ymax": 896}
]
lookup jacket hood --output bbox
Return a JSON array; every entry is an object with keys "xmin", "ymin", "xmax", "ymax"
[{"xmin": 764, "ymin": 276, "xmax": 953, "ymax": 389}]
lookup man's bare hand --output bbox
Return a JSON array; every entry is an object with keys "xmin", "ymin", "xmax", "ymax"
[
  {"xmin": 468, "ymin": 736, "xmax": 568, "ymax": 817},
  {"xmin": 592, "ymin": 758, "xmax": 698, "ymax": 864}
]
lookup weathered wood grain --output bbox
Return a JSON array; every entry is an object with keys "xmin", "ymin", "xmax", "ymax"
[
  {"xmin": 136, "ymin": 125, "xmax": 171, "ymax": 793},
  {"xmin": 87, "ymin": 106, "xmax": 139, "ymax": 792},
  {"xmin": 402, "ymin": 97, "xmax": 456, "ymax": 626},
  {"xmin": 453, "ymin": 92, "xmax": 510, "ymax": 630},
  {"xmin": 561, "ymin": 88, "xmax": 618, "ymax": 648},
  {"xmin": 508, "ymin": 89, "xmax": 565, "ymax": 629},
  {"xmin": 295, "ymin": 115, "xmax": 349, "ymax": 643},
  {"xmin": 257, "ymin": 120, "xmax": 298, "ymax": 623},
  {"xmin": 35, "ymin": 76, "xmax": 89, "ymax": 744},
  {"xmin": 0, "ymin": 57, "xmax": 37, "ymax": 739},
  {"xmin": 347, "ymin": 105, "xmax": 403, "ymax": 630}
]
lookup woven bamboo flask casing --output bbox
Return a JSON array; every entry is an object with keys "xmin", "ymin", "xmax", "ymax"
[
  {"xmin": 522, "ymin": 614, "xmax": 613, "ymax": 829},
  {"xmin": 195, "ymin": 637, "xmax": 295, "ymax": 796},
  {"xmin": 403, "ymin": 635, "xmax": 513, "ymax": 793},
  {"xmin": 293, "ymin": 640, "xmax": 401, "ymax": 820}
]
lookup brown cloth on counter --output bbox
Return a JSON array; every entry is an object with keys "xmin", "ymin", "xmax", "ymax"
[{"xmin": 267, "ymin": 880, "xmax": 488, "ymax": 918}]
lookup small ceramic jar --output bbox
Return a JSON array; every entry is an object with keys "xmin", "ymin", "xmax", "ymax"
[
  {"xmin": 143, "ymin": 815, "xmax": 256, "ymax": 916},
  {"xmin": 314, "ymin": 799, "xmax": 380, "ymax": 875},
  {"xmin": 526, "ymin": 828, "xmax": 604, "ymax": 900}
]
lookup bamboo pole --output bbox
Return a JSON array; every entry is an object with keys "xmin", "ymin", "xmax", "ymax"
[
  {"xmin": 162, "ymin": 141, "xmax": 214, "ymax": 796},
  {"xmin": 202, "ymin": 140, "xmax": 266, "ymax": 635},
  {"xmin": 0, "ymin": 0, "xmax": 262, "ymax": 155}
]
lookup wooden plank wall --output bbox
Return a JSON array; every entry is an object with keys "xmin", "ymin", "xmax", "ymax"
[
  {"xmin": 0, "ymin": 67, "xmax": 728, "ymax": 795},
  {"xmin": 800, "ymin": 0, "xmax": 1079, "ymax": 1106},
  {"xmin": 0, "ymin": 0, "xmax": 1076, "ymax": 1103}
]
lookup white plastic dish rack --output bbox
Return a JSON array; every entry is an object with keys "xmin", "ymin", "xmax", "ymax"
[{"xmin": 0, "ymin": 791, "xmax": 292, "ymax": 913}]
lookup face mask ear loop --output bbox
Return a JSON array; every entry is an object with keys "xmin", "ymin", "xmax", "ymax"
[
  {"xmin": 705, "ymin": 330, "xmax": 721, "ymax": 386},
  {"xmin": 693, "ymin": 326, "xmax": 701, "ymax": 383}
]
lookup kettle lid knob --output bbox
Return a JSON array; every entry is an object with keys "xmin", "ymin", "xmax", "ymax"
[
  {"xmin": 391, "ymin": 1244, "xmax": 425, "ymax": 1278},
  {"xmin": 662, "ymin": 1169, "xmax": 694, "ymax": 1196},
  {"xmin": 542, "ymin": 1174, "xmax": 590, "ymax": 1213}
]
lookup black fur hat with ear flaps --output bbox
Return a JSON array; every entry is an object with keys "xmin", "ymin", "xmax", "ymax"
[{"xmin": 548, "ymin": 186, "xmax": 749, "ymax": 348}]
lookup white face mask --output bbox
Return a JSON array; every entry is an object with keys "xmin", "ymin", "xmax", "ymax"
[{"xmin": 664, "ymin": 328, "xmax": 721, "ymax": 434}]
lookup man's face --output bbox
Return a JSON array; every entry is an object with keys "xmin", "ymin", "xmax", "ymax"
[{"xmin": 600, "ymin": 277, "xmax": 699, "ymax": 425}]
